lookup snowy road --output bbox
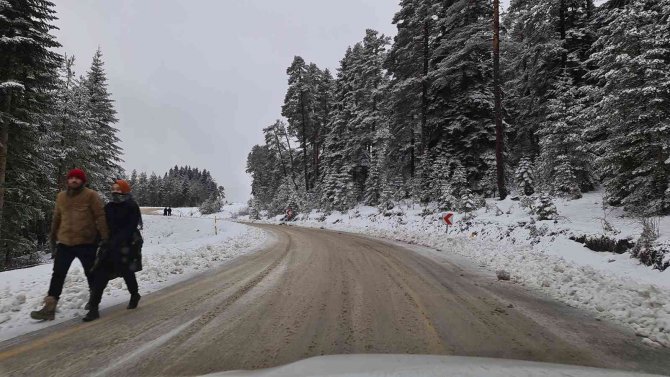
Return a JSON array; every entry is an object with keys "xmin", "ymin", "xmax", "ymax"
[{"xmin": 1, "ymin": 224, "xmax": 669, "ymax": 376}]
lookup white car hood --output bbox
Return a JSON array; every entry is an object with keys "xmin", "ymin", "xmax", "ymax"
[{"xmin": 206, "ymin": 354, "xmax": 663, "ymax": 377}]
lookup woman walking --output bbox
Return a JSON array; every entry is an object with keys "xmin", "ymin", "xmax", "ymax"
[{"xmin": 84, "ymin": 179, "xmax": 143, "ymax": 322}]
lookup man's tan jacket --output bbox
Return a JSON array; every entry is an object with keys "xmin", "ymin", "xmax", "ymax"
[{"xmin": 50, "ymin": 188, "xmax": 110, "ymax": 246}]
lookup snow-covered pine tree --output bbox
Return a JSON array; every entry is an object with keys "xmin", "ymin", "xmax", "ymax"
[
  {"xmin": 535, "ymin": 193, "xmax": 558, "ymax": 220},
  {"xmin": 282, "ymin": 56, "xmax": 318, "ymax": 192},
  {"xmin": 83, "ymin": 48, "xmax": 123, "ymax": 189},
  {"xmin": 384, "ymin": 0, "xmax": 442, "ymax": 189},
  {"xmin": 504, "ymin": 0, "xmax": 595, "ymax": 159},
  {"xmin": 536, "ymin": 73, "xmax": 591, "ymax": 199},
  {"xmin": 332, "ymin": 30, "xmax": 390, "ymax": 206},
  {"xmin": 0, "ymin": 0, "xmax": 61, "ymax": 267},
  {"xmin": 583, "ymin": 0, "xmax": 670, "ymax": 215},
  {"xmin": 429, "ymin": 0, "xmax": 497, "ymax": 195},
  {"xmin": 514, "ymin": 157, "xmax": 535, "ymax": 196}
]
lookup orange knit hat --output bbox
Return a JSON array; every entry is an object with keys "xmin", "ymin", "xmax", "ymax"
[{"xmin": 115, "ymin": 179, "xmax": 131, "ymax": 194}]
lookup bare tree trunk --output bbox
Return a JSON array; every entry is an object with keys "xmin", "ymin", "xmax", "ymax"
[
  {"xmin": 1, "ymin": 90, "xmax": 13, "ymax": 267},
  {"xmin": 493, "ymin": 0, "xmax": 507, "ymax": 200},
  {"xmin": 421, "ymin": 18, "xmax": 429, "ymax": 157},
  {"xmin": 299, "ymin": 91, "xmax": 309, "ymax": 192},
  {"xmin": 559, "ymin": 0, "xmax": 567, "ymax": 69},
  {"xmin": 273, "ymin": 125, "xmax": 298, "ymax": 191},
  {"xmin": 283, "ymin": 125, "xmax": 299, "ymax": 190},
  {"xmin": 273, "ymin": 128, "xmax": 289, "ymax": 179},
  {"xmin": 312, "ymin": 122, "xmax": 319, "ymax": 186},
  {"xmin": 410, "ymin": 128, "xmax": 415, "ymax": 178}
]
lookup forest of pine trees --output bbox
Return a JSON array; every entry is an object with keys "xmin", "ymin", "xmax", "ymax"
[
  {"xmin": 128, "ymin": 166, "xmax": 225, "ymax": 211},
  {"xmin": 247, "ymin": 0, "xmax": 670, "ymax": 218},
  {"xmin": 0, "ymin": 1, "xmax": 123, "ymax": 269}
]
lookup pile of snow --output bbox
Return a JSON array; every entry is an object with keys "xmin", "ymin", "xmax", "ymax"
[
  {"xmin": 259, "ymin": 191, "xmax": 670, "ymax": 348},
  {"xmin": 0, "ymin": 215, "xmax": 266, "ymax": 342}
]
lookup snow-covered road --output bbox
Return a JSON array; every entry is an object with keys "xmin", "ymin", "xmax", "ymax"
[{"xmin": 1, "ymin": 224, "xmax": 669, "ymax": 376}]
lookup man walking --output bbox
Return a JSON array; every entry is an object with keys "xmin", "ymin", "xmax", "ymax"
[{"xmin": 30, "ymin": 169, "xmax": 109, "ymax": 320}]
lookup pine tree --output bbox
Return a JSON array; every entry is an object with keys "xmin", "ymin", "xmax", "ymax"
[
  {"xmin": 429, "ymin": 0, "xmax": 497, "ymax": 196},
  {"xmin": 515, "ymin": 157, "xmax": 535, "ymax": 196},
  {"xmin": 504, "ymin": 0, "xmax": 595, "ymax": 158},
  {"xmin": 536, "ymin": 73, "xmax": 591, "ymax": 198},
  {"xmin": 83, "ymin": 48, "xmax": 123, "ymax": 189},
  {"xmin": 0, "ymin": 0, "xmax": 62, "ymax": 267},
  {"xmin": 385, "ymin": 0, "xmax": 442, "ymax": 184},
  {"xmin": 583, "ymin": 0, "xmax": 670, "ymax": 214},
  {"xmin": 282, "ymin": 56, "xmax": 318, "ymax": 192}
]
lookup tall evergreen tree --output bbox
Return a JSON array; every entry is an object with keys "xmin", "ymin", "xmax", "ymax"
[
  {"xmin": 428, "ymin": 0, "xmax": 496, "ymax": 198},
  {"xmin": 83, "ymin": 48, "xmax": 123, "ymax": 188},
  {"xmin": 504, "ymin": 0, "xmax": 595, "ymax": 158},
  {"xmin": 583, "ymin": 0, "xmax": 670, "ymax": 214},
  {"xmin": 0, "ymin": 0, "xmax": 61, "ymax": 267}
]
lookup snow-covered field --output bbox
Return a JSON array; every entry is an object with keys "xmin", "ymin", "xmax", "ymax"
[
  {"xmin": 0, "ymin": 214, "xmax": 266, "ymax": 342},
  {"xmin": 152, "ymin": 203, "xmax": 249, "ymax": 219},
  {"xmin": 256, "ymin": 192, "xmax": 670, "ymax": 348}
]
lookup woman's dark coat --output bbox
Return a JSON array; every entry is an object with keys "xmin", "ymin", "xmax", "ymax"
[{"xmin": 99, "ymin": 198, "xmax": 143, "ymax": 277}]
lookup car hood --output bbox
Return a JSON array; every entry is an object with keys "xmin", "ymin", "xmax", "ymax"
[{"xmin": 205, "ymin": 354, "xmax": 663, "ymax": 377}]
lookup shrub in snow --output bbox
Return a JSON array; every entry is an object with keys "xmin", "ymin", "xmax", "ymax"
[
  {"xmin": 570, "ymin": 235, "xmax": 634, "ymax": 254},
  {"xmin": 519, "ymin": 195, "xmax": 535, "ymax": 213},
  {"xmin": 450, "ymin": 164, "xmax": 469, "ymax": 197},
  {"xmin": 550, "ymin": 156, "xmax": 582, "ymax": 199},
  {"xmin": 484, "ymin": 203, "xmax": 504, "ymax": 216},
  {"xmin": 632, "ymin": 218, "xmax": 667, "ymax": 270},
  {"xmin": 199, "ymin": 194, "xmax": 223, "ymax": 215},
  {"xmin": 514, "ymin": 157, "xmax": 535, "ymax": 196},
  {"xmin": 534, "ymin": 194, "xmax": 558, "ymax": 220},
  {"xmin": 438, "ymin": 183, "xmax": 456, "ymax": 211},
  {"xmin": 496, "ymin": 270, "xmax": 511, "ymax": 281},
  {"xmin": 457, "ymin": 192, "xmax": 483, "ymax": 214}
]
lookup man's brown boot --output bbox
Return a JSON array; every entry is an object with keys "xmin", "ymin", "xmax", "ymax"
[{"xmin": 30, "ymin": 296, "xmax": 57, "ymax": 321}]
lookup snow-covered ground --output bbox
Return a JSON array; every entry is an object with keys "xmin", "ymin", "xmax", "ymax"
[
  {"xmin": 0, "ymin": 213, "xmax": 266, "ymax": 342},
  {"xmin": 255, "ymin": 191, "xmax": 670, "ymax": 348},
  {"xmin": 152, "ymin": 203, "xmax": 249, "ymax": 219}
]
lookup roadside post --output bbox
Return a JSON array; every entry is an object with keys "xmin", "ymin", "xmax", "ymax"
[{"xmin": 442, "ymin": 212, "xmax": 454, "ymax": 234}]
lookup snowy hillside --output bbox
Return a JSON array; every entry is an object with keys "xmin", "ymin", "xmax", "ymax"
[{"xmin": 0, "ymin": 215, "xmax": 266, "ymax": 342}]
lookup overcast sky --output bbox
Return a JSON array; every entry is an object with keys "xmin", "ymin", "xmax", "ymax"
[{"xmin": 52, "ymin": 1, "xmax": 513, "ymax": 202}]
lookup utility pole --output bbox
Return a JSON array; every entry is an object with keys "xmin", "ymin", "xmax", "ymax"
[{"xmin": 493, "ymin": 0, "xmax": 507, "ymax": 200}]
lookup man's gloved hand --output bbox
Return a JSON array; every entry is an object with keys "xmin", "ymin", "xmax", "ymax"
[
  {"xmin": 50, "ymin": 239, "xmax": 58, "ymax": 259},
  {"xmin": 91, "ymin": 240, "xmax": 109, "ymax": 272}
]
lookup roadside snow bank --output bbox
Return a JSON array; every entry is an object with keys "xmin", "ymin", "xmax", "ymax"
[
  {"xmin": 261, "ymin": 192, "xmax": 670, "ymax": 348},
  {"xmin": 0, "ymin": 216, "xmax": 266, "ymax": 342}
]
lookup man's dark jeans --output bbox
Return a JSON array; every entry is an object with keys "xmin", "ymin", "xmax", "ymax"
[{"xmin": 47, "ymin": 244, "xmax": 96, "ymax": 300}]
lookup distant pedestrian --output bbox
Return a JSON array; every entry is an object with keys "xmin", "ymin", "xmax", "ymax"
[
  {"xmin": 167, "ymin": 207, "xmax": 172, "ymax": 216},
  {"xmin": 84, "ymin": 179, "xmax": 143, "ymax": 322},
  {"xmin": 30, "ymin": 169, "xmax": 109, "ymax": 321},
  {"xmin": 163, "ymin": 207, "xmax": 168, "ymax": 216}
]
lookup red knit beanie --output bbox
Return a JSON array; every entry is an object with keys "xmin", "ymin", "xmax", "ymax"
[
  {"xmin": 67, "ymin": 169, "xmax": 87, "ymax": 183},
  {"xmin": 115, "ymin": 179, "xmax": 131, "ymax": 194}
]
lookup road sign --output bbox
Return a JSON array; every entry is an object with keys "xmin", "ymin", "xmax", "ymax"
[{"xmin": 442, "ymin": 213, "xmax": 454, "ymax": 226}]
